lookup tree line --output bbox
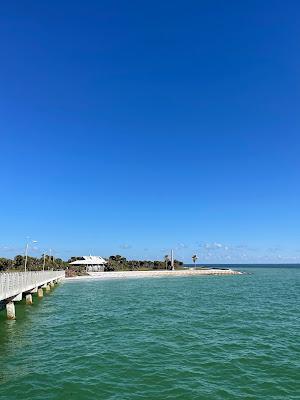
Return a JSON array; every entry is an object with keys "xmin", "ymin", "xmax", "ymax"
[
  {"xmin": 0, "ymin": 255, "xmax": 68, "ymax": 272},
  {"xmin": 0, "ymin": 254, "xmax": 184, "ymax": 272},
  {"xmin": 107, "ymin": 255, "xmax": 184, "ymax": 271}
]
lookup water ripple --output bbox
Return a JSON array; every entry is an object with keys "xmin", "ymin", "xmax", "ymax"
[{"xmin": 0, "ymin": 268, "xmax": 299, "ymax": 399}]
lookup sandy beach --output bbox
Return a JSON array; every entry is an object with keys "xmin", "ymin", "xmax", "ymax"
[{"xmin": 64, "ymin": 268, "xmax": 242, "ymax": 281}]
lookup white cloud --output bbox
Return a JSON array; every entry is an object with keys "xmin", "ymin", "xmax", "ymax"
[
  {"xmin": 179, "ymin": 242, "xmax": 188, "ymax": 248},
  {"xmin": 119, "ymin": 243, "xmax": 132, "ymax": 250},
  {"xmin": 200, "ymin": 242, "xmax": 226, "ymax": 250}
]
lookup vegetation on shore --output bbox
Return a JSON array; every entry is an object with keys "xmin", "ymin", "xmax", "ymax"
[
  {"xmin": 0, "ymin": 254, "xmax": 67, "ymax": 272},
  {"xmin": 106, "ymin": 255, "xmax": 184, "ymax": 271},
  {"xmin": 0, "ymin": 254, "xmax": 184, "ymax": 275}
]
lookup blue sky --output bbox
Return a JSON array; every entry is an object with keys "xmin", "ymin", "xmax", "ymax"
[{"xmin": 1, "ymin": 1, "xmax": 299, "ymax": 263}]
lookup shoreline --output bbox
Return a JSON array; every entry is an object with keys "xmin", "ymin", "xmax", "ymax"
[{"xmin": 64, "ymin": 268, "xmax": 243, "ymax": 282}]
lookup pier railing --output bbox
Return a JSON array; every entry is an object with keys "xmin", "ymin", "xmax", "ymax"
[{"xmin": 0, "ymin": 271, "xmax": 65, "ymax": 301}]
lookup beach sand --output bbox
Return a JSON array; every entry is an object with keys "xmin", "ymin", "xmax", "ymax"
[{"xmin": 65, "ymin": 268, "xmax": 242, "ymax": 281}]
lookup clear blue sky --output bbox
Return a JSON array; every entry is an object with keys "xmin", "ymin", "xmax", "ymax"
[{"xmin": 1, "ymin": 1, "xmax": 299, "ymax": 263}]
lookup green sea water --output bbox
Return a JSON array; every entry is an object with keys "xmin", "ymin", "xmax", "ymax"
[{"xmin": 0, "ymin": 268, "xmax": 299, "ymax": 399}]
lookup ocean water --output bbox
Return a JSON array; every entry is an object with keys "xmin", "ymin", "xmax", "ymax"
[{"xmin": 0, "ymin": 268, "xmax": 299, "ymax": 399}]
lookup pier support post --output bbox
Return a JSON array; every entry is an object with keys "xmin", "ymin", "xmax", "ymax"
[
  {"xmin": 26, "ymin": 294, "xmax": 33, "ymax": 305},
  {"xmin": 37, "ymin": 288, "xmax": 44, "ymax": 298},
  {"xmin": 45, "ymin": 284, "xmax": 51, "ymax": 292},
  {"xmin": 50, "ymin": 281, "xmax": 55, "ymax": 288},
  {"xmin": 6, "ymin": 302, "xmax": 16, "ymax": 320}
]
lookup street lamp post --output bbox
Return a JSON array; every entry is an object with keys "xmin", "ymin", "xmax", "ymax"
[
  {"xmin": 24, "ymin": 238, "xmax": 38, "ymax": 272},
  {"xmin": 24, "ymin": 241, "xmax": 29, "ymax": 272},
  {"xmin": 43, "ymin": 252, "xmax": 46, "ymax": 271}
]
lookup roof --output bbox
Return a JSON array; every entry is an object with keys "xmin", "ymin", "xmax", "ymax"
[{"xmin": 69, "ymin": 256, "xmax": 107, "ymax": 265}]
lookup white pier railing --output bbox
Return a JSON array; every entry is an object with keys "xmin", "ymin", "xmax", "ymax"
[{"xmin": 0, "ymin": 271, "xmax": 65, "ymax": 301}]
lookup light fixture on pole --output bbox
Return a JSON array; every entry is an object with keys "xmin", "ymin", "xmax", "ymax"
[
  {"xmin": 43, "ymin": 252, "xmax": 46, "ymax": 271},
  {"xmin": 24, "ymin": 238, "xmax": 38, "ymax": 272}
]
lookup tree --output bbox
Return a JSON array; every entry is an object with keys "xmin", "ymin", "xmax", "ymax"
[
  {"xmin": 104, "ymin": 265, "xmax": 115, "ymax": 271},
  {"xmin": 0, "ymin": 258, "xmax": 13, "ymax": 271},
  {"xmin": 14, "ymin": 255, "xmax": 24, "ymax": 267},
  {"xmin": 192, "ymin": 254, "xmax": 198, "ymax": 267},
  {"xmin": 164, "ymin": 255, "xmax": 169, "ymax": 269},
  {"xmin": 153, "ymin": 261, "xmax": 160, "ymax": 270}
]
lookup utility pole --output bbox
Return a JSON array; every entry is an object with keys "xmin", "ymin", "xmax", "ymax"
[{"xmin": 171, "ymin": 249, "xmax": 174, "ymax": 271}]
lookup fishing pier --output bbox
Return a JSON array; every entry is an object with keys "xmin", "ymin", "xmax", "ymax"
[{"xmin": 0, "ymin": 271, "xmax": 65, "ymax": 319}]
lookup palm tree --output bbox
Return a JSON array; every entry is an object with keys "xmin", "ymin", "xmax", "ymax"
[{"xmin": 192, "ymin": 254, "xmax": 198, "ymax": 268}]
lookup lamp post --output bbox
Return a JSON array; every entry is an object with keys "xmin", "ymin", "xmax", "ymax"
[
  {"xmin": 43, "ymin": 252, "xmax": 46, "ymax": 271},
  {"xmin": 48, "ymin": 248, "xmax": 56, "ymax": 270},
  {"xmin": 24, "ymin": 241, "xmax": 29, "ymax": 272},
  {"xmin": 24, "ymin": 238, "xmax": 38, "ymax": 272}
]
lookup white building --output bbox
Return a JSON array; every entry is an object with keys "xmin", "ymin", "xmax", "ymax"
[{"xmin": 69, "ymin": 256, "xmax": 107, "ymax": 272}]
